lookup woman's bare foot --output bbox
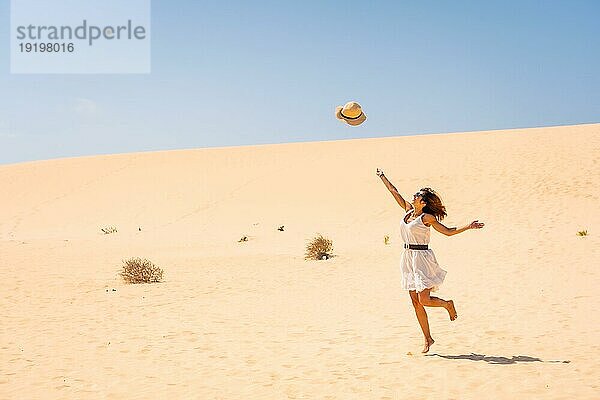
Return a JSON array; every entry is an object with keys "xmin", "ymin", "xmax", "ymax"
[
  {"xmin": 446, "ymin": 300, "xmax": 458, "ymax": 321},
  {"xmin": 422, "ymin": 338, "xmax": 435, "ymax": 353}
]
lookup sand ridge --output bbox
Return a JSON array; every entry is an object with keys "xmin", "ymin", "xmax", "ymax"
[{"xmin": 1, "ymin": 124, "xmax": 599, "ymax": 399}]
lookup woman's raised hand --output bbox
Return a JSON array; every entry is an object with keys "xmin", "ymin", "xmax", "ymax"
[
  {"xmin": 376, "ymin": 168, "xmax": 384, "ymax": 177},
  {"xmin": 469, "ymin": 220, "xmax": 485, "ymax": 229}
]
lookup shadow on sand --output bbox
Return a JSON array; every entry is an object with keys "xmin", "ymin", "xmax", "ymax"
[{"xmin": 426, "ymin": 353, "xmax": 570, "ymax": 365}]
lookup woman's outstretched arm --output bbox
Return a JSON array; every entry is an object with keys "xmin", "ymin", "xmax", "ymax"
[
  {"xmin": 377, "ymin": 169, "xmax": 412, "ymax": 211},
  {"xmin": 423, "ymin": 214, "xmax": 484, "ymax": 236}
]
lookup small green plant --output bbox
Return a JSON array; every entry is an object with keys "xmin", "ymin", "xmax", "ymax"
[
  {"xmin": 101, "ymin": 226, "xmax": 118, "ymax": 234},
  {"xmin": 577, "ymin": 230, "xmax": 588, "ymax": 237},
  {"xmin": 305, "ymin": 234, "xmax": 333, "ymax": 260},
  {"xmin": 119, "ymin": 257, "xmax": 164, "ymax": 284},
  {"xmin": 384, "ymin": 235, "xmax": 390, "ymax": 245}
]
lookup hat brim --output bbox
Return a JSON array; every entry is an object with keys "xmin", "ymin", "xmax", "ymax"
[{"xmin": 335, "ymin": 106, "xmax": 367, "ymax": 126}]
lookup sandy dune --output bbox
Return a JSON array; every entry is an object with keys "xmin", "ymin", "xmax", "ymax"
[{"xmin": 1, "ymin": 124, "xmax": 599, "ymax": 399}]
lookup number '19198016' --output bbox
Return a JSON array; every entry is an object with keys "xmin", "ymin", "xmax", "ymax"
[{"xmin": 19, "ymin": 43, "xmax": 75, "ymax": 53}]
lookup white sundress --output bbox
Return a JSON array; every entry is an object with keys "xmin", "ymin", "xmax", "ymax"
[{"xmin": 400, "ymin": 209, "xmax": 447, "ymax": 292}]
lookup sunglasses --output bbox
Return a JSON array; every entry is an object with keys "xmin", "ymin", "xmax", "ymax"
[{"xmin": 413, "ymin": 192, "xmax": 425, "ymax": 198}]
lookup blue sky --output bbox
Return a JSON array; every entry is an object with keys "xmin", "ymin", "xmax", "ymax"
[{"xmin": 1, "ymin": 1, "xmax": 599, "ymax": 164}]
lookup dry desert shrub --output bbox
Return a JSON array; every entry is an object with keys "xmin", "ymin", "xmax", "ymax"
[
  {"xmin": 119, "ymin": 257, "xmax": 164, "ymax": 284},
  {"xmin": 101, "ymin": 226, "xmax": 118, "ymax": 234},
  {"xmin": 577, "ymin": 230, "xmax": 588, "ymax": 237},
  {"xmin": 305, "ymin": 234, "xmax": 333, "ymax": 260}
]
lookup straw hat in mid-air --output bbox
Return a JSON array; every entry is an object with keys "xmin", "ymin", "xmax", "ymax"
[{"xmin": 335, "ymin": 101, "xmax": 367, "ymax": 126}]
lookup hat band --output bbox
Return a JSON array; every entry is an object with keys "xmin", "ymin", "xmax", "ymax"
[{"xmin": 340, "ymin": 111, "xmax": 363, "ymax": 120}]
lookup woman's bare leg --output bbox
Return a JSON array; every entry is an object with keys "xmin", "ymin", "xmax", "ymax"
[
  {"xmin": 417, "ymin": 288, "xmax": 458, "ymax": 321},
  {"xmin": 409, "ymin": 290, "xmax": 435, "ymax": 353}
]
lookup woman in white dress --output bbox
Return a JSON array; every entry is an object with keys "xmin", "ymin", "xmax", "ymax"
[{"xmin": 377, "ymin": 169, "xmax": 484, "ymax": 353}]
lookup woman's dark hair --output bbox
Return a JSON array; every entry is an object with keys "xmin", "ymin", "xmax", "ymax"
[{"xmin": 420, "ymin": 187, "xmax": 447, "ymax": 221}]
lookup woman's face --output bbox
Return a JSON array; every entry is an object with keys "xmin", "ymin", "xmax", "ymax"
[{"xmin": 412, "ymin": 191, "xmax": 426, "ymax": 207}]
